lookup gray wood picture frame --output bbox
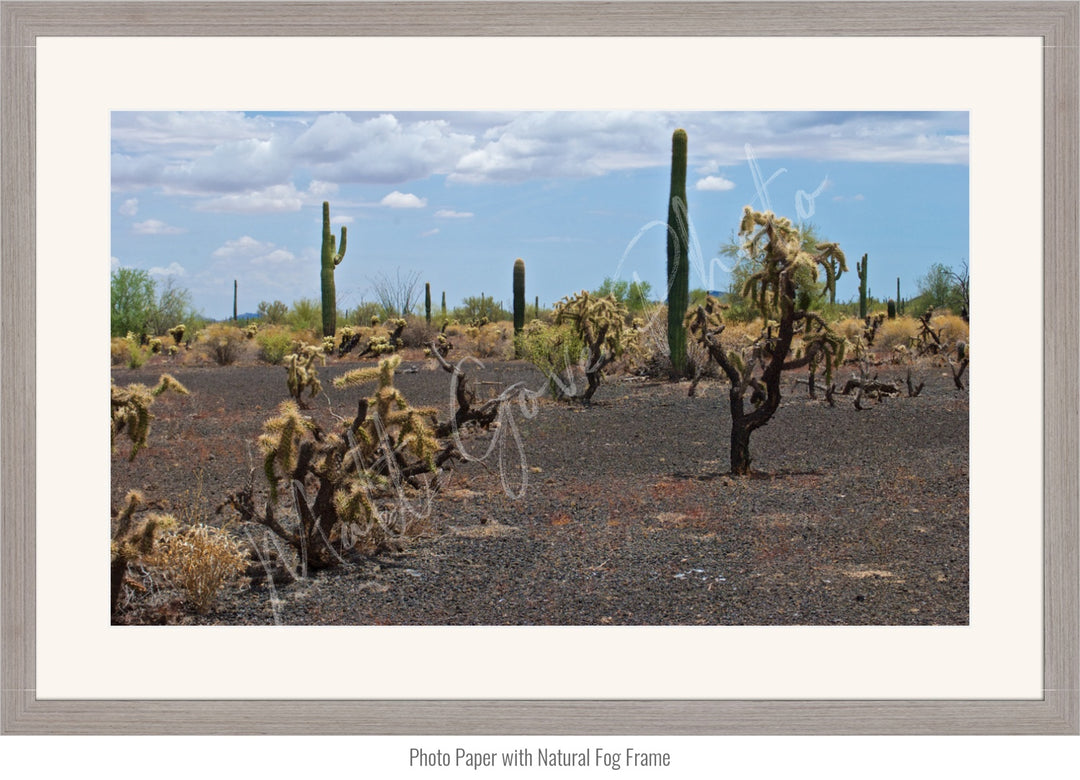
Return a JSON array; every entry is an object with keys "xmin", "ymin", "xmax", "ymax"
[{"xmin": 2, "ymin": 1, "xmax": 1077, "ymax": 735}]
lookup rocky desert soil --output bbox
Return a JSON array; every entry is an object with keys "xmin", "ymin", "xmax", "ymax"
[{"xmin": 111, "ymin": 354, "xmax": 968, "ymax": 626}]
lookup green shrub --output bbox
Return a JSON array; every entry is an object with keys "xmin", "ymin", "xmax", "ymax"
[
  {"xmin": 517, "ymin": 320, "xmax": 584, "ymax": 396},
  {"xmin": 287, "ymin": 298, "xmax": 322, "ymax": 332},
  {"xmin": 451, "ymin": 295, "xmax": 511, "ymax": 324},
  {"xmin": 255, "ymin": 326, "xmax": 294, "ymax": 365},
  {"xmin": 125, "ymin": 334, "xmax": 148, "ymax": 369},
  {"xmin": 256, "ymin": 300, "xmax": 289, "ymax": 325}
]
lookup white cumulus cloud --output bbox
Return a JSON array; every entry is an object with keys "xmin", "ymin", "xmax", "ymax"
[
  {"xmin": 381, "ymin": 191, "xmax": 427, "ymax": 209},
  {"xmin": 132, "ymin": 219, "xmax": 185, "ymax": 235},
  {"xmin": 195, "ymin": 183, "xmax": 326, "ymax": 214},
  {"xmin": 695, "ymin": 175, "xmax": 736, "ymax": 192},
  {"xmin": 213, "ymin": 236, "xmax": 273, "ymax": 258},
  {"xmin": 148, "ymin": 262, "xmax": 186, "ymax": 277},
  {"xmin": 251, "ymin": 248, "xmax": 297, "ymax": 265},
  {"xmin": 118, "ymin": 198, "xmax": 138, "ymax": 217}
]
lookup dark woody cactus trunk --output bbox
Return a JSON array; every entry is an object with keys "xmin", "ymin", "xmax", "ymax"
[
  {"xmin": 320, "ymin": 201, "xmax": 347, "ymax": 338},
  {"xmin": 233, "ymin": 279, "xmax": 238, "ymax": 322},
  {"xmin": 666, "ymin": 129, "xmax": 690, "ymax": 378},
  {"xmin": 425, "ymin": 282, "xmax": 432, "ymax": 326}
]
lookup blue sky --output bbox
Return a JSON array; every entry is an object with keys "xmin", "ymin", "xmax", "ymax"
[{"xmin": 110, "ymin": 111, "xmax": 969, "ymax": 319}]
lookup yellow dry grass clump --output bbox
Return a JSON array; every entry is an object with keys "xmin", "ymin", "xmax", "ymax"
[
  {"xmin": 933, "ymin": 313, "xmax": 969, "ymax": 343},
  {"xmin": 873, "ymin": 317, "xmax": 920, "ymax": 350},
  {"xmin": 832, "ymin": 317, "xmax": 866, "ymax": 342},
  {"xmin": 152, "ymin": 524, "xmax": 248, "ymax": 614}
]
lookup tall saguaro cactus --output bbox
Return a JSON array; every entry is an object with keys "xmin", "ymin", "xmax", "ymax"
[
  {"xmin": 666, "ymin": 128, "xmax": 690, "ymax": 377},
  {"xmin": 857, "ymin": 253, "xmax": 869, "ymax": 319},
  {"xmin": 320, "ymin": 201, "xmax": 347, "ymax": 338},
  {"xmin": 425, "ymin": 282, "xmax": 432, "ymax": 325},
  {"xmin": 513, "ymin": 258, "xmax": 526, "ymax": 334},
  {"xmin": 233, "ymin": 280, "xmax": 238, "ymax": 322}
]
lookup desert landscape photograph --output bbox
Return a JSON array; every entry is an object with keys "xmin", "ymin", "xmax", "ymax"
[{"xmin": 109, "ymin": 110, "xmax": 970, "ymax": 626}]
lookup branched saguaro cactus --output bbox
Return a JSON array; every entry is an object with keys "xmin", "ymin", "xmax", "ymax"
[
  {"xmin": 687, "ymin": 208, "xmax": 847, "ymax": 475},
  {"xmin": 553, "ymin": 290, "xmax": 633, "ymax": 402},
  {"xmin": 666, "ymin": 128, "xmax": 690, "ymax": 378},
  {"xmin": 320, "ymin": 201, "xmax": 347, "ymax": 338}
]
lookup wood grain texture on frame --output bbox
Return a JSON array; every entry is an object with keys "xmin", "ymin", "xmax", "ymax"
[{"xmin": 2, "ymin": 1, "xmax": 1077, "ymax": 735}]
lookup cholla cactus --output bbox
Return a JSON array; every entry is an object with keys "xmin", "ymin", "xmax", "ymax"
[
  {"xmin": 110, "ymin": 489, "xmax": 177, "ymax": 614},
  {"xmin": 225, "ymin": 356, "xmax": 449, "ymax": 568},
  {"xmin": 284, "ymin": 344, "xmax": 324, "ymax": 408},
  {"xmin": 688, "ymin": 208, "xmax": 847, "ymax": 475},
  {"xmin": 335, "ymin": 355, "xmax": 440, "ymax": 465},
  {"xmin": 738, "ymin": 208, "xmax": 845, "ymax": 321},
  {"xmin": 148, "ymin": 337, "xmax": 163, "ymax": 354},
  {"xmin": 552, "ymin": 290, "xmax": 634, "ymax": 401},
  {"xmin": 110, "ymin": 374, "xmax": 189, "ymax": 615},
  {"xmin": 425, "ymin": 330, "xmax": 453, "ymax": 360},
  {"xmin": 244, "ymin": 323, "xmax": 259, "ymax": 339},
  {"xmin": 916, "ymin": 306, "xmax": 943, "ymax": 354},
  {"xmin": 338, "ymin": 326, "xmax": 363, "ymax": 357},
  {"xmin": 357, "ymin": 318, "xmax": 407, "ymax": 357},
  {"xmin": 167, "ymin": 324, "xmax": 186, "ymax": 346},
  {"xmin": 111, "ymin": 373, "xmax": 190, "ymax": 461}
]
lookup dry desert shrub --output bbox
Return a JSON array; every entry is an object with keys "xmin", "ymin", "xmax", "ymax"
[
  {"xmin": 111, "ymin": 337, "xmax": 132, "ymax": 366},
  {"xmin": 464, "ymin": 321, "xmax": 512, "ymax": 359},
  {"xmin": 833, "ymin": 317, "xmax": 866, "ymax": 342},
  {"xmin": 152, "ymin": 524, "xmax": 248, "ymax": 614},
  {"xmin": 636, "ymin": 303, "xmax": 719, "ymax": 377},
  {"xmin": 198, "ymin": 323, "xmax": 247, "ymax": 365},
  {"xmin": 873, "ymin": 317, "xmax": 920, "ymax": 350},
  {"xmin": 933, "ymin": 313, "xmax": 969, "ymax": 344}
]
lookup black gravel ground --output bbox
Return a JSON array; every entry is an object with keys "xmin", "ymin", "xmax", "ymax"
[{"xmin": 112, "ymin": 356, "xmax": 969, "ymax": 626}]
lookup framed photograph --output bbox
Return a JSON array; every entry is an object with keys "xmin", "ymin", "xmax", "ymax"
[{"xmin": 2, "ymin": 1, "xmax": 1077, "ymax": 735}]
